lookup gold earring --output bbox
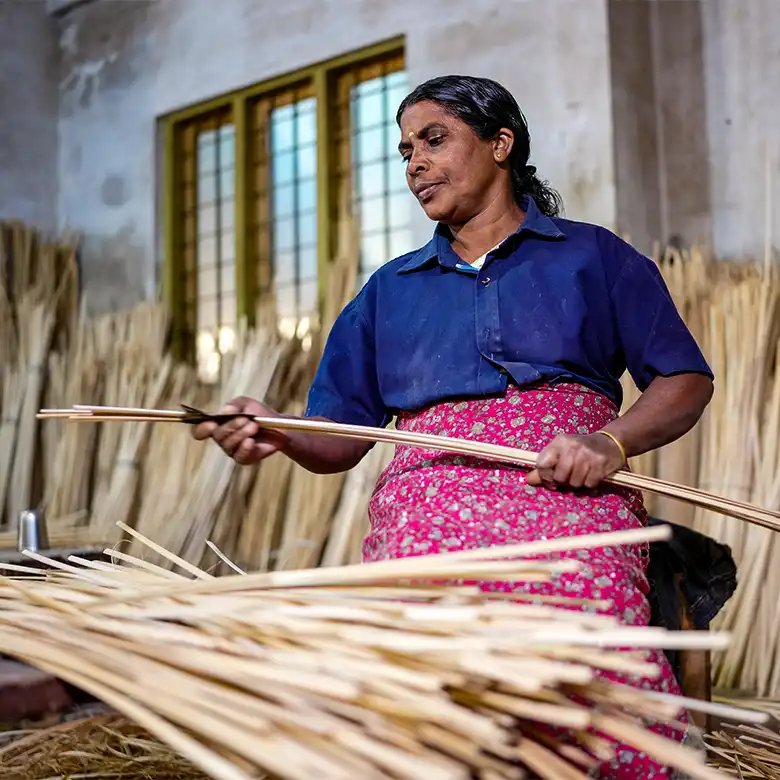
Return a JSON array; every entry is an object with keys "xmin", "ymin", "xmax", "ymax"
[{"xmin": 496, "ymin": 153, "xmax": 504, "ymax": 161}]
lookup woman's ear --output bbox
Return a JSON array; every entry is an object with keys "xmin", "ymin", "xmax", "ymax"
[{"xmin": 493, "ymin": 128, "xmax": 515, "ymax": 163}]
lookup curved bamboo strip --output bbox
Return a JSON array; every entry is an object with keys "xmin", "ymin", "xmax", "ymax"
[{"xmin": 37, "ymin": 406, "xmax": 780, "ymax": 535}]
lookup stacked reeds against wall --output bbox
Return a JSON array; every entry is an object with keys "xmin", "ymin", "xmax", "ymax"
[
  {"xmin": 620, "ymin": 247, "xmax": 780, "ymax": 697},
  {"xmin": 0, "ymin": 221, "xmax": 79, "ymax": 531}
]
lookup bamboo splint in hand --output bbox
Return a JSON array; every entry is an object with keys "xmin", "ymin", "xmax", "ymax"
[{"xmin": 37, "ymin": 403, "xmax": 780, "ymax": 534}]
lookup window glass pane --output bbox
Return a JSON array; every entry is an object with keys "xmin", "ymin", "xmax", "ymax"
[
  {"xmin": 195, "ymin": 120, "xmax": 236, "ymax": 383},
  {"xmin": 350, "ymin": 70, "xmax": 415, "ymax": 283},
  {"xmin": 268, "ymin": 95, "xmax": 319, "ymax": 338}
]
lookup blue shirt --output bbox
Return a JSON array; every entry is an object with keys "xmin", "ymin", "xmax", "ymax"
[{"xmin": 305, "ymin": 196, "xmax": 713, "ymax": 428}]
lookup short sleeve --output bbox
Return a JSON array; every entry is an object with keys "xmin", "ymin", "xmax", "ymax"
[
  {"xmin": 304, "ymin": 295, "xmax": 390, "ymax": 428},
  {"xmin": 609, "ymin": 238, "xmax": 714, "ymax": 392}
]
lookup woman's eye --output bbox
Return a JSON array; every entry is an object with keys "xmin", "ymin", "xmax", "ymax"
[{"xmin": 428, "ymin": 136, "xmax": 443, "ymax": 147}]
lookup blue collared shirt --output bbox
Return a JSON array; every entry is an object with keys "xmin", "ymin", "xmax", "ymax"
[{"xmin": 305, "ymin": 197, "xmax": 713, "ymax": 428}]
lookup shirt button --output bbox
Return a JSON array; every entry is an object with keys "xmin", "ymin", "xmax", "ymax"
[{"xmin": 481, "ymin": 277, "xmax": 491, "ymax": 286}]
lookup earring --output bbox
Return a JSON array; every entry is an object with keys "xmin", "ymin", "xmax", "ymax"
[{"xmin": 496, "ymin": 153, "xmax": 504, "ymax": 160}]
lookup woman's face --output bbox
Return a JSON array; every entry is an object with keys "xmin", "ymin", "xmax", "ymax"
[{"xmin": 398, "ymin": 100, "xmax": 513, "ymax": 225}]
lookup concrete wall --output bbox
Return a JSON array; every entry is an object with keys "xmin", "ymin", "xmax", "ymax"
[
  {"xmin": 4, "ymin": 0, "xmax": 771, "ymax": 310},
  {"xmin": 608, "ymin": 0, "xmax": 662, "ymax": 253},
  {"xmin": 0, "ymin": 0, "xmax": 58, "ymax": 231},
  {"xmin": 651, "ymin": 0, "xmax": 713, "ymax": 249},
  {"xmin": 701, "ymin": 0, "xmax": 780, "ymax": 261},
  {"xmin": 55, "ymin": 0, "xmax": 616, "ymax": 311}
]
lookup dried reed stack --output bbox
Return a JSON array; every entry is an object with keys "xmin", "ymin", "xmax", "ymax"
[
  {"xmin": 621, "ymin": 249, "xmax": 780, "ymax": 697},
  {"xmin": 0, "ymin": 221, "xmax": 79, "ymax": 529},
  {"xmin": 0, "ymin": 523, "xmax": 757, "ymax": 780}
]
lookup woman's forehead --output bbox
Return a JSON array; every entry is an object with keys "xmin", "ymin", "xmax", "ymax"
[{"xmin": 399, "ymin": 100, "xmax": 453, "ymax": 131}]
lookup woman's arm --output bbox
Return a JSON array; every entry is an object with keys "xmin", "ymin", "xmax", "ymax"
[
  {"xmin": 526, "ymin": 373, "xmax": 713, "ymax": 489},
  {"xmin": 601, "ymin": 373, "xmax": 713, "ymax": 458},
  {"xmin": 191, "ymin": 397, "xmax": 372, "ymax": 474}
]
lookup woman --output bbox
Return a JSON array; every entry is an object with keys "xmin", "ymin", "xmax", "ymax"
[{"xmin": 194, "ymin": 75, "xmax": 714, "ymax": 779}]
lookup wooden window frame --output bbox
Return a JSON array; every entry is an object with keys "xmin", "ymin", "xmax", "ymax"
[{"xmin": 160, "ymin": 36, "xmax": 406, "ymax": 360}]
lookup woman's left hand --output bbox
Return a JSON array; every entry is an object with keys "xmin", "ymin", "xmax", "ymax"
[{"xmin": 525, "ymin": 433, "xmax": 625, "ymax": 490}]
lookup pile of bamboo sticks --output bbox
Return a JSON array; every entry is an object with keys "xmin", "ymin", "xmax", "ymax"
[
  {"xmin": 0, "ymin": 218, "xmax": 385, "ymax": 573},
  {"xmin": 0, "ymin": 523, "xmax": 755, "ymax": 780}
]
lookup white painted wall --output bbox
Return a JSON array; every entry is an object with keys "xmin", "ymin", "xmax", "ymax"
[{"xmin": 55, "ymin": 0, "xmax": 616, "ymax": 311}]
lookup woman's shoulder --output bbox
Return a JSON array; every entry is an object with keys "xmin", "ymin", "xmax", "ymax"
[{"xmin": 550, "ymin": 217, "xmax": 656, "ymax": 282}]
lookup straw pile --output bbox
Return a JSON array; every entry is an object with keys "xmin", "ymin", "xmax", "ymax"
[
  {"xmin": 705, "ymin": 723, "xmax": 780, "ymax": 778},
  {"xmin": 0, "ymin": 523, "xmax": 748, "ymax": 780},
  {"xmin": 0, "ymin": 713, "xmax": 207, "ymax": 780}
]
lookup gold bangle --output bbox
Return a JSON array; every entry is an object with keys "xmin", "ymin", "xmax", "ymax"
[{"xmin": 597, "ymin": 430, "xmax": 627, "ymax": 466}]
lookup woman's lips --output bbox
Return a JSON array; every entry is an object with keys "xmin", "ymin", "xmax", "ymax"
[{"xmin": 416, "ymin": 182, "xmax": 442, "ymax": 202}]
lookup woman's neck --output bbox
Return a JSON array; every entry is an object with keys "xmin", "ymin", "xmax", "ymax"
[{"xmin": 447, "ymin": 198, "xmax": 526, "ymax": 264}]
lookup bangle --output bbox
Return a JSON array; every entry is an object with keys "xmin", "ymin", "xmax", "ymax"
[{"xmin": 597, "ymin": 430, "xmax": 627, "ymax": 466}]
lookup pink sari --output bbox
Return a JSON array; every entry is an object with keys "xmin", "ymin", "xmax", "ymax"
[{"xmin": 364, "ymin": 382, "xmax": 685, "ymax": 779}]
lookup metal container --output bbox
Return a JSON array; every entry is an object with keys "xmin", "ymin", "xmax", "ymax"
[{"xmin": 17, "ymin": 509, "xmax": 49, "ymax": 552}]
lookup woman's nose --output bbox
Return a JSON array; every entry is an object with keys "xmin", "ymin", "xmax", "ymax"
[{"xmin": 408, "ymin": 149, "xmax": 428, "ymax": 174}]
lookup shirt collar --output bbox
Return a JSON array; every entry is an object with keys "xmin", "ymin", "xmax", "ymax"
[{"xmin": 397, "ymin": 195, "xmax": 566, "ymax": 274}]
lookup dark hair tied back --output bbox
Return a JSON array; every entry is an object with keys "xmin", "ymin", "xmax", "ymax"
[{"xmin": 396, "ymin": 75, "xmax": 563, "ymax": 217}]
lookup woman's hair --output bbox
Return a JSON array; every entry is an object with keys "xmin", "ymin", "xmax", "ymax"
[{"xmin": 396, "ymin": 75, "xmax": 563, "ymax": 217}]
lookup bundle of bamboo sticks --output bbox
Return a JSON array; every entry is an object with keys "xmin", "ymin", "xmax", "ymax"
[
  {"xmin": 0, "ymin": 523, "xmax": 757, "ymax": 780},
  {"xmin": 0, "ymin": 221, "xmax": 79, "ymax": 529}
]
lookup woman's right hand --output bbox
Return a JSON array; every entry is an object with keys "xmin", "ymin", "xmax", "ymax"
[{"xmin": 190, "ymin": 396, "xmax": 286, "ymax": 466}]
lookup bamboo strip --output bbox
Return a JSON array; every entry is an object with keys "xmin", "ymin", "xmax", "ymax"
[{"xmin": 41, "ymin": 405, "xmax": 780, "ymax": 533}]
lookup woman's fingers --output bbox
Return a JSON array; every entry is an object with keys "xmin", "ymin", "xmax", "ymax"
[
  {"xmin": 233, "ymin": 438, "xmax": 277, "ymax": 466},
  {"xmin": 191, "ymin": 420, "xmax": 217, "ymax": 441},
  {"xmin": 568, "ymin": 458, "xmax": 591, "ymax": 489},
  {"xmin": 528, "ymin": 444, "xmax": 559, "ymax": 488},
  {"xmin": 552, "ymin": 448, "xmax": 575, "ymax": 485},
  {"xmin": 215, "ymin": 418, "xmax": 261, "ymax": 455},
  {"xmin": 190, "ymin": 396, "xmax": 282, "ymax": 466},
  {"xmin": 528, "ymin": 434, "xmax": 619, "ymax": 490}
]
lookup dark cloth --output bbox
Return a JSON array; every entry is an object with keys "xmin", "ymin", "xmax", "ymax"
[
  {"xmin": 646, "ymin": 516, "xmax": 737, "ymax": 680},
  {"xmin": 305, "ymin": 195, "xmax": 713, "ymax": 427}
]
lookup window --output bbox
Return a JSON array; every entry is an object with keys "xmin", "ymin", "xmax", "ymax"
[
  {"xmin": 333, "ymin": 57, "xmax": 413, "ymax": 289},
  {"xmin": 250, "ymin": 88, "xmax": 318, "ymax": 344},
  {"xmin": 196, "ymin": 121, "xmax": 236, "ymax": 380},
  {"xmin": 163, "ymin": 39, "xmax": 412, "ymax": 378}
]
